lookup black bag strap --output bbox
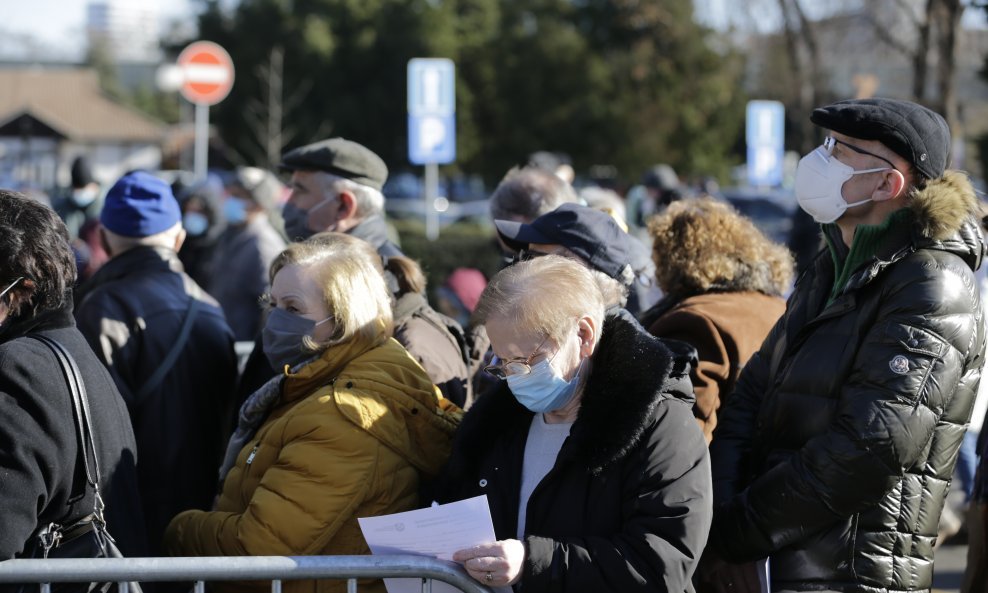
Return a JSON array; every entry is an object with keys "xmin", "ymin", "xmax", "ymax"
[
  {"xmin": 24, "ymin": 337, "xmax": 144, "ymax": 592},
  {"xmin": 136, "ymin": 287, "xmax": 201, "ymax": 401},
  {"xmin": 30, "ymin": 335, "xmax": 103, "ymax": 515}
]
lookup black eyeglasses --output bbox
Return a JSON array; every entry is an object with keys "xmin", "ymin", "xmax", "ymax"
[
  {"xmin": 0, "ymin": 276, "xmax": 24, "ymax": 301},
  {"xmin": 823, "ymin": 136, "xmax": 896, "ymax": 169},
  {"xmin": 484, "ymin": 333, "xmax": 556, "ymax": 379}
]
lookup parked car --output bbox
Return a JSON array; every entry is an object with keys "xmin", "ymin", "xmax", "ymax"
[{"xmin": 720, "ymin": 187, "xmax": 797, "ymax": 246}]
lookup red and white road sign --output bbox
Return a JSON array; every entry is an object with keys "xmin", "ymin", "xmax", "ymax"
[{"xmin": 177, "ymin": 41, "xmax": 235, "ymax": 105}]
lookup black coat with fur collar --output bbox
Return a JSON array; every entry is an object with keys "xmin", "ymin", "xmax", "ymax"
[
  {"xmin": 710, "ymin": 171, "xmax": 987, "ymax": 593},
  {"xmin": 433, "ymin": 310, "xmax": 712, "ymax": 593}
]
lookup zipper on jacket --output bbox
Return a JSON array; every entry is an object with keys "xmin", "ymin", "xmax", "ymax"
[{"xmin": 245, "ymin": 443, "xmax": 260, "ymax": 466}]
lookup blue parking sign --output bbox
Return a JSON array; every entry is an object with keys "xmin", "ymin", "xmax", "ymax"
[
  {"xmin": 409, "ymin": 114, "xmax": 456, "ymax": 165},
  {"xmin": 746, "ymin": 100, "xmax": 785, "ymax": 187},
  {"xmin": 408, "ymin": 58, "xmax": 456, "ymax": 165}
]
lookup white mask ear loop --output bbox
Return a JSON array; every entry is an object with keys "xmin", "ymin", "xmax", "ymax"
[
  {"xmin": 845, "ymin": 166, "xmax": 892, "ymax": 208},
  {"xmin": 306, "ymin": 195, "xmax": 335, "ymax": 216}
]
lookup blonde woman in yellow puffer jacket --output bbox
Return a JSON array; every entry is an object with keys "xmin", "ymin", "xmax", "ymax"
[{"xmin": 164, "ymin": 233, "xmax": 461, "ymax": 593}]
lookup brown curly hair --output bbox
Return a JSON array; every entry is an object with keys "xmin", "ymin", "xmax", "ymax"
[{"xmin": 647, "ymin": 197, "xmax": 794, "ymax": 299}]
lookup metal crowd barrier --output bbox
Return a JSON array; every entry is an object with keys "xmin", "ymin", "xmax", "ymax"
[{"xmin": 0, "ymin": 555, "xmax": 493, "ymax": 593}]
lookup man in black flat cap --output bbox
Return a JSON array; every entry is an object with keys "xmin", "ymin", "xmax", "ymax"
[
  {"xmin": 279, "ymin": 137, "xmax": 401, "ymax": 256},
  {"xmin": 705, "ymin": 98, "xmax": 986, "ymax": 593}
]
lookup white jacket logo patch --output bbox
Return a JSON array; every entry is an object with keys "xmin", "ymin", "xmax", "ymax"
[{"xmin": 889, "ymin": 355, "xmax": 910, "ymax": 374}]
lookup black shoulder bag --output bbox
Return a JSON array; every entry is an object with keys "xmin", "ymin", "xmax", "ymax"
[{"xmin": 22, "ymin": 335, "xmax": 142, "ymax": 593}]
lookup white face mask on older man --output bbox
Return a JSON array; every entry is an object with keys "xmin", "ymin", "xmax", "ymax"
[{"xmin": 794, "ymin": 137, "xmax": 892, "ymax": 224}]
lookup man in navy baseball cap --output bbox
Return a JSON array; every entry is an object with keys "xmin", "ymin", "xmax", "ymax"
[{"xmin": 495, "ymin": 203, "xmax": 637, "ymax": 309}]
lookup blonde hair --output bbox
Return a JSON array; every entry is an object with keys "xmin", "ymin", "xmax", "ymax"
[
  {"xmin": 271, "ymin": 232, "xmax": 393, "ymax": 351},
  {"xmin": 647, "ymin": 197, "xmax": 794, "ymax": 298},
  {"xmin": 474, "ymin": 255, "xmax": 605, "ymax": 346}
]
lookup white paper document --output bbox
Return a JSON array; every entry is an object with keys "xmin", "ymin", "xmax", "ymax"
[{"xmin": 358, "ymin": 495, "xmax": 506, "ymax": 593}]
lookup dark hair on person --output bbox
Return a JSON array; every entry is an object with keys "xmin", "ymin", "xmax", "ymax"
[
  {"xmin": 383, "ymin": 255, "xmax": 427, "ymax": 296},
  {"xmin": 0, "ymin": 190, "xmax": 77, "ymax": 319}
]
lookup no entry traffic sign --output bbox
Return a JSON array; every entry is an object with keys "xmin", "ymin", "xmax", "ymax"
[{"xmin": 177, "ymin": 41, "xmax": 235, "ymax": 106}]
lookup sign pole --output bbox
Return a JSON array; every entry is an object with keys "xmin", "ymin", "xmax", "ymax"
[
  {"xmin": 193, "ymin": 102, "xmax": 209, "ymax": 181},
  {"xmin": 407, "ymin": 58, "xmax": 456, "ymax": 241},
  {"xmin": 167, "ymin": 41, "xmax": 235, "ymax": 182},
  {"xmin": 424, "ymin": 163, "xmax": 439, "ymax": 241}
]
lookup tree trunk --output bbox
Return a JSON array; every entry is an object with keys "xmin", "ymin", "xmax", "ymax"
[
  {"xmin": 936, "ymin": 0, "xmax": 962, "ymax": 135},
  {"xmin": 777, "ymin": 0, "xmax": 817, "ymax": 153},
  {"xmin": 913, "ymin": 0, "xmax": 936, "ymax": 101},
  {"xmin": 791, "ymin": 0, "xmax": 822, "ymax": 109}
]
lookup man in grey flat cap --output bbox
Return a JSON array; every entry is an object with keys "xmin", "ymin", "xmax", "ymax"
[
  {"xmin": 279, "ymin": 137, "xmax": 401, "ymax": 256},
  {"xmin": 705, "ymin": 98, "xmax": 985, "ymax": 593}
]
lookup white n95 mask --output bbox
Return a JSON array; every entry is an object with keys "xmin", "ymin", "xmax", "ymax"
[{"xmin": 794, "ymin": 145, "xmax": 889, "ymax": 223}]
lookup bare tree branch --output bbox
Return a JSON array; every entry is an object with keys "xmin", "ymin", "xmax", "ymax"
[
  {"xmin": 887, "ymin": 0, "xmax": 925, "ymax": 29},
  {"xmin": 936, "ymin": 0, "xmax": 963, "ymax": 131},
  {"xmin": 866, "ymin": 11, "xmax": 919, "ymax": 56},
  {"xmin": 283, "ymin": 79, "xmax": 313, "ymax": 114},
  {"xmin": 791, "ymin": 0, "xmax": 820, "ymax": 106}
]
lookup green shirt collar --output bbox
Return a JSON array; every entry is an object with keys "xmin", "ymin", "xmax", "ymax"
[{"xmin": 823, "ymin": 208, "xmax": 913, "ymax": 303}]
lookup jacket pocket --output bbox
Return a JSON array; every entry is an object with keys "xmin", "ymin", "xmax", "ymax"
[{"xmin": 880, "ymin": 323, "xmax": 948, "ymax": 406}]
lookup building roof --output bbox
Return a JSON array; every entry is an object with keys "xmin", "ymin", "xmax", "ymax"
[{"xmin": 0, "ymin": 67, "xmax": 164, "ymax": 143}]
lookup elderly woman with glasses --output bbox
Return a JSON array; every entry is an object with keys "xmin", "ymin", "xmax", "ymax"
[{"xmin": 431, "ymin": 255, "xmax": 711, "ymax": 592}]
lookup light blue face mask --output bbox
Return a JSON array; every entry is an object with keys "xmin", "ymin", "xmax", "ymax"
[
  {"xmin": 506, "ymin": 356, "xmax": 586, "ymax": 413},
  {"xmin": 224, "ymin": 197, "xmax": 249, "ymax": 225},
  {"xmin": 183, "ymin": 212, "xmax": 209, "ymax": 237}
]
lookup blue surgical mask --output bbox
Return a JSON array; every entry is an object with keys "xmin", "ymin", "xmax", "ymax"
[
  {"xmin": 506, "ymin": 357, "xmax": 586, "ymax": 413},
  {"xmin": 223, "ymin": 197, "xmax": 249, "ymax": 225},
  {"xmin": 262, "ymin": 307, "xmax": 332, "ymax": 371},
  {"xmin": 183, "ymin": 212, "xmax": 209, "ymax": 237}
]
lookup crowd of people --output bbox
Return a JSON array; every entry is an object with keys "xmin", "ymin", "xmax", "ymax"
[{"xmin": 0, "ymin": 96, "xmax": 986, "ymax": 593}]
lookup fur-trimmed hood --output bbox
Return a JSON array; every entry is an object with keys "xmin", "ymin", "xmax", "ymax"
[
  {"xmin": 442, "ymin": 309, "xmax": 696, "ymax": 477},
  {"xmin": 910, "ymin": 170, "xmax": 981, "ymax": 241},
  {"xmin": 907, "ymin": 170, "xmax": 986, "ymax": 273}
]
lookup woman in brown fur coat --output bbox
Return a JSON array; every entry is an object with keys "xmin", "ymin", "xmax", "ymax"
[{"xmin": 640, "ymin": 197, "xmax": 794, "ymax": 443}]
